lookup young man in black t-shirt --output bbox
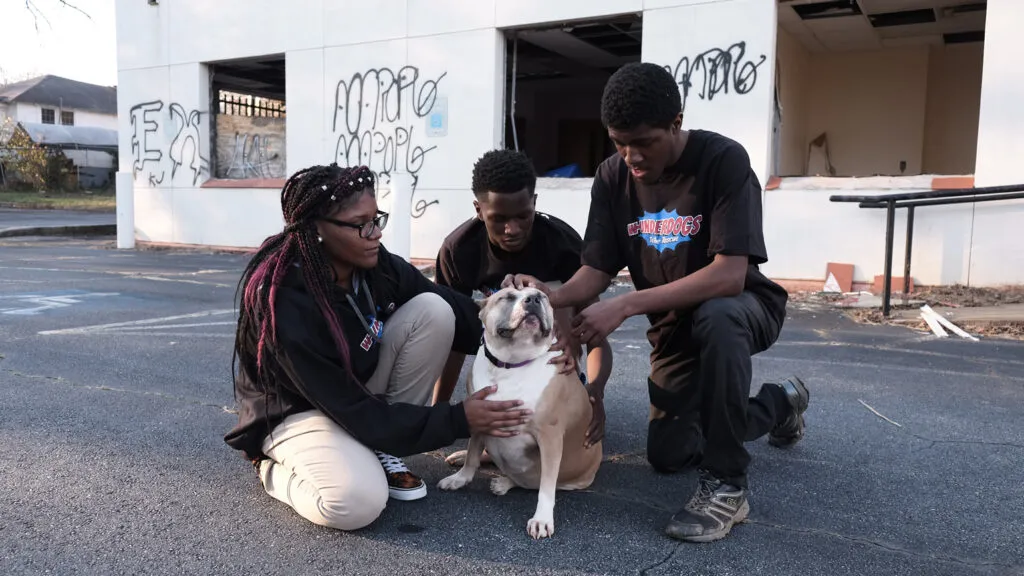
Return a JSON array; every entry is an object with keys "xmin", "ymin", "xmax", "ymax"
[
  {"xmin": 433, "ymin": 149, "xmax": 613, "ymax": 464},
  {"xmin": 507, "ymin": 63, "xmax": 809, "ymax": 543}
]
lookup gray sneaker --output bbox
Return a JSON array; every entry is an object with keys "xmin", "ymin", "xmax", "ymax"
[
  {"xmin": 767, "ymin": 375, "xmax": 810, "ymax": 448},
  {"xmin": 664, "ymin": 471, "xmax": 749, "ymax": 543}
]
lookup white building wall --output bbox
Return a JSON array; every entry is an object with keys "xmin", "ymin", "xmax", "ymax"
[
  {"xmin": 13, "ymin": 103, "xmax": 38, "ymax": 123},
  {"xmin": 969, "ymin": 0, "xmax": 1024, "ymax": 286},
  {"xmin": 114, "ymin": 0, "xmax": 1021, "ymax": 286},
  {"xmin": 115, "ymin": 0, "xmax": 778, "ymax": 254},
  {"xmin": 71, "ymin": 110, "xmax": 119, "ymax": 131},
  {"xmin": 759, "ymin": 176, "xmax": 976, "ymax": 287},
  {"xmin": 5, "ymin": 102, "xmax": 116, "ymax": 130},
  {"xmin": 643, "ymin": 0, "xmax": 777, "ymax": 187}
]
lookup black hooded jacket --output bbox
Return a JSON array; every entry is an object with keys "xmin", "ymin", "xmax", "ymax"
[{"xmin": 224, "ymin": 245, "xmax": 481, "ymax": 460}]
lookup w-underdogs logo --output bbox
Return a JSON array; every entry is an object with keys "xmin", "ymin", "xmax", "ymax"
[{"xmin": 627, "ymin": 210, "xmax": 702, "ymax": 253}]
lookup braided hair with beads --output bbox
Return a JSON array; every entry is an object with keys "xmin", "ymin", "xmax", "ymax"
[{"xmin": 231, "ymin": 163, "xmax": 377, "ymax": 397}]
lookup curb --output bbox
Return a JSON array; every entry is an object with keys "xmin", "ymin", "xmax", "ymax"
[
  {"xmin": 0, "ymin": 203, "xmax": 115, "ymax": 213},
  {"xmin": 0, "ymin": 224, "xmax": 117, "ymax": 239},
  {"xmin": 135, "ymin": 240, "xmax": 255, "ymax": 255}
]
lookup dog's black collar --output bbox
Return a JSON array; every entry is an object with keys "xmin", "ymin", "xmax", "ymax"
[{"xmin": 481, "ymin": 334, "xmax": 535, "ymax": 369}]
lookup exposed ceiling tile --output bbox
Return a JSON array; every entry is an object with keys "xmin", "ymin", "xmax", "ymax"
[
  {"xmin": 936, "ymin": 10, "xmax": 986, "ymax": 33},
  {"xmin": 881, "ymin": 34, "xmax": 942, "ymax": 46},
  {"xmin": 877, "ymin": 21, "xmax": 939, "ymax": 38},
  {"xmin": 779, "ymin": 20, "xmax": 810, "ymax": 35},
  {"xmin": 819, "ymin": 36, "xmax": 882, "ymax": 51},
  {"xmin": 868, "ymin": 8, "xmax": 937, "ymax": 28},
  {"xmin": 803, "ymin": 14, "xmax": 872, "ymax": 33},
  {"xmin": 857, "ymin": 0, "xmax": 936, "ymax": 14},
  {"xmin": 944, "ymin": 30, "xmax": 985, "ymax": 44},
  {"xmin": 788, "ymin": 31, "xmax": 829, "ymax": 52},
  {"xmin": 778, "ymin": 4, "xmax": 802, "ymax": 23},
  {"xmin": 791, "ymin": 0, "xmax": 863, "ymax": 20},
  {"xmin": 938, "ymin": 1, "xmax": 987, "ymax": 18},
  {"xmin": 777, "ymin": 0, "xmax": 987, "ymax": 52}
]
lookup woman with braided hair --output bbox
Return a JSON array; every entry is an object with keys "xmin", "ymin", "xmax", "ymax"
[{"xmin": 224, "ymin": 163, "xmax": 554, "ymax": 531}]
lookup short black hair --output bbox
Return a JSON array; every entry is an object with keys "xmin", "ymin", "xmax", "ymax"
[
  {"xmin": 471, "ymin": 149, "xmax": 537, "ymax": 196},
  {"xmin": 600, "ymin": 62, "xmax": 682, "ymax": 131}
]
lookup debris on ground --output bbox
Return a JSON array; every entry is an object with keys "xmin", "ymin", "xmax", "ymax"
[
  {"xmin": 919, "ymin": 304, "xmax": 979, "ymax": 340},
  {"xmin": 912, "ymin": 284, "xmax": 1024, "ymax": 308},
  {"xmin": 791, "ymin": 284, "xmax": 1024, "ymax": 341},
  {"xmin": 857, "ymin": 399, "xmax": 902, "ymax": 427}
]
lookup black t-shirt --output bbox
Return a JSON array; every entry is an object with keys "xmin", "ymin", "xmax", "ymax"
[
  {"xmin": 224, "ymin": 245, "xmax": 481, "ymax": 461},
  {"xmin": 582, "ymin": 129, "xmax": 788, "ymax": 353},
  {"xmin": 435, "ymin": 213, "xmax": 583, "ymax": 297}
]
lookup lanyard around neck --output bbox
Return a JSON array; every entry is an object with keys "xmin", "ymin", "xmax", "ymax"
[{"xmin": 344, "ymin": 275, "xmax": 381, "ymax": 342}]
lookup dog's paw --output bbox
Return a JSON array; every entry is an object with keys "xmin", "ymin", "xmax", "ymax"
[
  {"xmin": 490, "ymin": 476, "xmax": 516, "ymax": 496},
  {"xmin": 437, "ymin": 472, "xmax": 471, "ymax": 491},
  {"xmin": 527, "ymin": 516, "xmax": 555, "ymax": 540}
]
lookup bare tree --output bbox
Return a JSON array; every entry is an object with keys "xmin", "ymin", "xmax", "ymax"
[
  {"xmin": 0, "ymin": 66, "xmax": 41, "ymax": 89},
  {"xmin": 24, "ymin": 0, "xmax": 91, "ymax": 33}
]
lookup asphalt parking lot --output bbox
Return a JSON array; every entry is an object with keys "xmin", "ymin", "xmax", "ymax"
[{"xmin": 1, "ymin": 235, "xmax": 1022, "ymax": 576}]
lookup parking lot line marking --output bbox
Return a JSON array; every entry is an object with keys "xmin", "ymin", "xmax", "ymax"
[
  {"xmin": 111, "ymin": 321, "xmax": 237, "ymax": 331},
  {"xmin": 0, "ymin": 265, "xmax": 233, "ymax": 288},
  {"xmin": 100, "ymin": 332, "xmax": 236, "ymax": 338},
  {"xmin": 39, "ymin": 309, "xmax": 235, "ymax": 335},
  {"xmin": 0, "ymin": 292, "xmax": 121, "ymax": 315}
]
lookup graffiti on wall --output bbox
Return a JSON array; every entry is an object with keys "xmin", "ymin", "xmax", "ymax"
[
  {"xmin": 129, "ymin": 100, "xmax": 210, "ymax": 187},
  {"xmin": 214, "ymin": 114, "xmax": 286, "ymax": 180},
  {"xmin": 331, "ymin": 66, "xmax": 447, "ymax": 218},
  {"xmin": 665, "ymin": 41, "xmax": 767, "ymax": 114},
  {"xmin": 224, "ymin": 133, "xmax": 281, "ymax": 179}
]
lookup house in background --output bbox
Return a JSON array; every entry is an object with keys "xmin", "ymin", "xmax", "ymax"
[{"xmin": 0, "ymin": 75, "xmax": 118, "ymax": 188}]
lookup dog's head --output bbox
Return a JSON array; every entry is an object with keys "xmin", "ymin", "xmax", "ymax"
[{"xmin": 478, "ymin": 285, "xmax": 555, "ymax": 361}]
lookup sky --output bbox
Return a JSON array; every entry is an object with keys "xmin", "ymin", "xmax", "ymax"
[{"xmin": 0, "ymin": 0, "xmax": 117, "ymax": 87}]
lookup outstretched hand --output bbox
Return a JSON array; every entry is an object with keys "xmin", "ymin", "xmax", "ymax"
[
  {"xmin": 463, "ymin": 385, "xmax": 532, "ymax": 437},
  {"xmin": 571, "ymin": 297, "xmax": 628, "ymax": 347},
  {"xmin": 547, "ymin": 322, "xmax": 579, "ymax": 376}
]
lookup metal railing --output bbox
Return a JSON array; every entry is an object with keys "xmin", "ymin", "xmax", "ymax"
[
  {"xmin": 217, "ymin": 91, "xmax": 286, "ymax": 118},
  {"xmin": 829, "ymin": 183, "xmax": 1024, "ymax": 316}
]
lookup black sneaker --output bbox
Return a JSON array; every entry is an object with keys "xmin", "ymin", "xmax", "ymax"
[
  {"xmin": 767, "ymin": 376, "xmax": 810, "ymax": 448},
  {"xmin": 375, "ymin": 451, "xmax": 427, "ymax": 501},
  {"xmin": 664, "ymin": 471, "xmax": 749, "ymax": 543}
]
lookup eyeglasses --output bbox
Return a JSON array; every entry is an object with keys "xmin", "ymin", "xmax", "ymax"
[{"xmin": 320, "ymin": 210, "xmax": 389, "ymax": 239}]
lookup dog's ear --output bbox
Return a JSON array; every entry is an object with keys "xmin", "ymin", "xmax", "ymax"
[{"xmin": 475, "ymin": 295, "xmax": 489, "ymax": 320}]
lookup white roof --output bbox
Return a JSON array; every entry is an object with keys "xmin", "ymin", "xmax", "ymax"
[{"xmin": 17, "ymin": 121, "xmax": 118, "ymax": 150}]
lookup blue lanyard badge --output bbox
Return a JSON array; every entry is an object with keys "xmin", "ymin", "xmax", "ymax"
[{"xmin": 367, "ymin": 315, "xmax": 385, "ymax": 340}]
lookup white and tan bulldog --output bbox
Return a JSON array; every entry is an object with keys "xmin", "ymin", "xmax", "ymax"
[{"xmin": 438, "ymin": 285, "xmax": 602, "ymax": 539}]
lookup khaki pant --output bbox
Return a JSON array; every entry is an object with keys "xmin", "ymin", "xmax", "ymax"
[{"xmin": 257, "ymin": 292, "xmax": 456, "ymax": 530}]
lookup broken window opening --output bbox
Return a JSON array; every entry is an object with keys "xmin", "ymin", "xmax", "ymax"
[
  {"xmin": 208, "ymin": 55, "xmax": 287, "ymax": 180},
  {"xmin": 774, "ymin": 0, "xmax": 987, "ymax": 180},
  {"xmin": 502, "ymin": 14, "xmax": 642, "ymax": 179}
]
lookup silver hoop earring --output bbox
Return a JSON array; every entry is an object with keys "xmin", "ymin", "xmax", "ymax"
[{"xmin": 317, "ymin": 235, "xmax": 323, "ymax": 243}]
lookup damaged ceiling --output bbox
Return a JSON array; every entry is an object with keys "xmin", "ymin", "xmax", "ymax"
[
  {"xmin": 509, "ymin": 1, "xmax": 985, "ymax": 81},
  {"xmin": 209, "ymin": 55, "xmax": 287, "ymax": 101},
  {"xmin": 507, "ymin": 14, "xmax": 642, "ymax": 82},
  {"xmin": 779, "ymin": 0, "xmax": 987, "ymax": 52}
]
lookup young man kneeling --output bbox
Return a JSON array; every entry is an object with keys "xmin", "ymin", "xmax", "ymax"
[{"xmin": 433, "ymin": 149, "xmax": 613, "ymax": 464}]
